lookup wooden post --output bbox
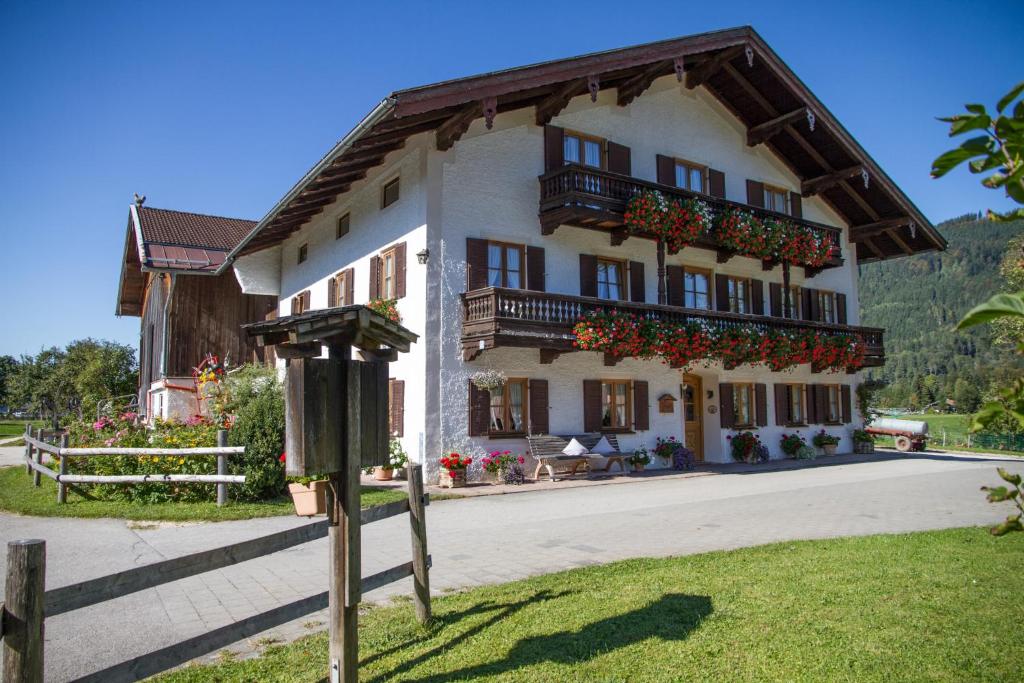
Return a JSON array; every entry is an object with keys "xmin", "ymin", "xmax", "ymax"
[
  {"xmin": 32, "ymin": 428, "xmax": 41, "ymax": 488},
  {"xmin": 56, "ymin": 434, "xmax": 69, "ymax": 504},
  {"xmin": 782, "ymin": 262, "xmax": 791, "ymax": 318},
  {"xmin": 656, "ymin": 239, "xmax": 667, "ymax": 306},
  {"xmin": 3, "ymin": 539, "xmax": 46, "ymax": 683},
  {"xmin": 407, "ymin": 464, "xmax": 431, "ymax": 624},
  {"xmin": 216, "ymin": 429, "xmax": 228, "ymax": 507},
  {"xmin": 23, "ymin": 423, "xmax": 31, "ymax": 475}
]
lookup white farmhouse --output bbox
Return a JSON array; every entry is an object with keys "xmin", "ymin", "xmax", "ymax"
[{"xmin": 228, "ymin": 27, "xmax": 945, "ymax": 480}]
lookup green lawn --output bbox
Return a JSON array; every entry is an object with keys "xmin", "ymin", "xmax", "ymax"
[
  {"xmin": 158, "ymin": 527, "xmax": 1022, "ymax": 682},
  {"xmin": 0, "ymin": 466, "xmax": 409, "ymax": 522},
  {"xmin": 0, "ymin": 419, "xmax": 46, "ymax": 438}
]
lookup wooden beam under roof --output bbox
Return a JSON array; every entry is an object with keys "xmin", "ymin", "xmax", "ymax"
[
  {"xmin": 862, "ymin": 237, "xmax": 887, "ymax": 260},
  {"xmin": 849, "ymin": 217, "xmax": 911, "ymax": 240},
  {"xmin": 802, "ymin": 165, "xmax": 864, "ymax": 196},
  {"xmin": 885, "ymin": 229, "xmax": 915, "ymax": 255},
  {"xmin": 535, "ymin": 78, "xmax": 587, "ymax": 126},
  {"xmin": 685, "ymin": 45, "xmax": 745, "ymax": 90},
  {"xmin": 747, "ymin": 107, "xmax": 808, "ymax": 147},
  {"xmin": 616, "ymin": 60, "xmax": 672, "ymax": 106},
  {"xmin": 436, "ymin": 102, "xmax": 482, "ymax": 151}
]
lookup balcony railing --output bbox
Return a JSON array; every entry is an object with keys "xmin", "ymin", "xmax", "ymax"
[
  {"xmin": 461, "ymin": 287, "xmax": 884, "ymax": 367},
  {"xmin": 538, "ymin": 164, "xmax": 843, "ymax": 269}
]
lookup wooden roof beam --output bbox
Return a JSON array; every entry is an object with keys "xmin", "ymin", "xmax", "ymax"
[
  {"xmin": 616, "ymin": 60, "xmax": 672, "ymax": 107},
  {"xmin": 276, "ymin": 204, "xmax": 328, "ymax": 221},
  {"xmin": 685, "ymin": 45, "xmax": 744, "ymax": 90},
  {"xmin": 307, "ymin": 170, "xmax": 368, "ymax": 190},
  {"xmin": 802, "ymin": 165, "xmax": 864, "ymax": 196},
  {"xmin": 747, "ymin": 107, "xmax": 808, "ymax": 147},
  {"xmin": 886, "ymin": 229, "xmax": 915, "ymax": 255},
  {"xmin": 535, "ymin": 78, "xmax": 587, "ymax": 126},
  {"xmin": 436, "ymin": 101, "xmax": 482, "ymax": 151},
  {"xmin": 296, "ymin": 184, "xmax": 353, "ymax": 203},
  {"xmin": 325, "ymin": 143, "xmax": 404, "ymax": 169},
  {"xmin": 849, "ymin": 217, "xmax": 911, "ymax": 240},
  {"xmin": 861, "ymin": 237, "xmax": 887, "ymax": 260}
]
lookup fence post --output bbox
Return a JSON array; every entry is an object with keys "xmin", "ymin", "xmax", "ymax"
[
  {"xmin": 3, "ymin": 539, "xmax": 46, "ymax": 683},
  {"xmin": 23, "ymin": 423, "xmax": 31, "ymax": 475},
  {"xmin": 32, "ymin": 428, "xmax": 42, "ymax": 488},
  {"xmin": 56, "ymin": 434, "xmax": 69, "ymax": 504},
  {"xmin": 407, "ymin": 464, "xmax": 432, "ymax": 625},
  {"xmin": 967, "ymin": 432, "xmax": 972, "ymax": 449},
  {"xmin": 216, "ymin": 429, "xmax": 228, "ymax": 507}
]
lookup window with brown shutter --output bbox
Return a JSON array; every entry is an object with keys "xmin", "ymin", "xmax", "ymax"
[
  {"xmin": 298, "ymin": 243, "xmax": 308, "ymax": 264},
  {"xmin": 527, "ymin": 246, "xmax": 546, "ymax": 292},
  {"xmin": 381, "ymin": 177, "xmax": 400, "ymax": 209},
  {"xmin": 596, "ymin": 257, "xmax": 628, "ymax": 300},
  {"xmin": 373, "ymin": 243, "xmax": 406, "ymax": 300},
  {"xmin": 606, "ymin": 141, "xmax": 631, "ymax": 175},
  {"xmin": 329, "ymin": 269, "xmax": 353, "ymax": 308},
  {"xmin": 725, "ymin": 276, "xmax": 752, "ymax": 314},
  {"xmin": 487, "ymin": 241, "xmax": 527, "ymax": 288},
  {"xmin": 579, "ymin": 254, "xmax": 598, "ymax": 297},
  {"xmin": 336, "ymin": 213, "xmax": 350, "ymax": 239},
  {"xmin": 601, "ymin": 379, "xmax": 633, "ymax": 431},
  {"xmin": 529, "ymin": 379, "xmax": 549, "ymax": 434},
  {"xmin": 836, "ymin": 293, "xmax": 848, "ymax": 325},
  {"xmin": 708, "ymin": 169, "xmax": 726, "ymax": 198},
  {"xmin": 770, "ymin": 282, "xmax": 782, "ymax": 317},
  {"xmin": 754, "ymin": 383, "xmax": 768, "ymax": 427},
  {"xmin": 731, "ymin": 383, "xmax": 756, "ymax": 428},
  {"xmin": 292, "ymin": 290, "xmax": 311, "ymax": 315},
  {"xmin": 674, "ymin": 159, "xmax": 707, "ymax": 193},
  {"xmin": 327, "ymin": 273, "xmax": 338, "ymax": 308},
  {"xmin": 750, "ymin": 279, "xmax": 764, "ymax": 316},
  {"xmin": 468, "ymin": 381, "xmax": 490, "ymax": 436},
  {"xmin": 776, "ymin": 384, "xmax": 807, "ymax": 426},
  {"xmin": 774, "ymin": 383, "xmax": 789, "ymax": 425},
  {"xmin": 666, "ymin": 265, "xmax": 685, "ymax": 307},
  {"xmin": 719, "ymin": 383, "xmax": 735, "ymax": 429},
  {"xmin": 715, "ymin": 274, "xmax": 730, "ymax": 312},
  {"xmin": 629, "ymin": 261, "xmax": 645, "ymax": 303},
  {"xmin": 789, "ymin": 193, "xmax": 802, "ymax": 218},
  {"xmin": 544, "ymin": 125, "xmax": 564, "ymax": 171},
  {"xmin": 394, "ymin": 242, "xmax": 406, "ymax": 299},
  {"xmin": 489, "ymin": 378, "xmax": 528, "ymax": 435},
  {"xmin": 763, "ymin": 184, "xmax": 788, "ymax": 213},
  {"xmin": 389, "ymin": 379, "xmax": 405, "ymax": 437},
  {"xmin": 817, "ymin": 290, "xmax": 836, "ymax": 324},
  {"xmin": 563, "ymin": 129, "xmax": 605, "ymax": 169},
  {"xmin": 583, "ymin": 380, "xmax": 603, "ymax": 432},
  {"xmin": 466, "ymin": 238, "xmax": 489, "ymax": 291},
  {"xmin": 656, "ymin": 154, "xmax": 675, "ymax": 185},
  {"xmin": 683, "ymin": 267, "xmax": 711, "ymax": 309},
  {"xmin": 633, "ymin": 380, "xmax": 649, "ymax": 431},
  {"xmin": 369, "ymin": 256, "xmax": 381, "ymax": 300},
  {"xmin": 822, "ymin": 384, "xmax": 842, "ymax": 424},
  {"xmin": 841, "ymin": 385, "xmax": 852, "ymax": 423},
  {"xmin": 746, "ymin": 179, "xmax": 766, "ymax": 208},
  {"xmin": 802, "ymin": 287, "xmax": 820, "ymax": 322}
]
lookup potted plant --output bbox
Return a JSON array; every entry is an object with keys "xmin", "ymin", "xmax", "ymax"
[
  {"xmin": 780, "ymin": 433, "xmax": 807, "ymax": 458},
  {"xmin": 851, "ymin": 429, "xmax": 875, "ymax": 454},
  {"xmin": 287, "ymin": 476, "xmax": 328, "ymax": 516},
  {"xmin": 471, "ymin": 369, "xmax": 507, "ymax": 392},
  {"xmin": 812, "ymin": 430, "xmax": 841, "ymax": 456},
  {"xmin": 389, "ymin": 439, "xmax": 409, "ymax": 479},
  {"xmin": 728, "ymin": 431, "xmax": 762, "ymax": 464},
  {"xmin": 628, "ymin": 446, "xmax": 651, "ymax": 472},
  {"xmin": 653, "ymin": 436, "xmax": 680, "ymax": 465},
  {"xmin": 439, "ymin": 452, "xmax": 471, "ymax": 488},
  {"xmin": 795, "ymin": 444, "xmax": 818, "ymax": 460}
]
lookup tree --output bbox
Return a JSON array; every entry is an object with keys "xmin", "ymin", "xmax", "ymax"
[
  {"xmin": 0, "ymin": 355, "xmax": 17, "ymax": 409},
  {"xmin": 953, "ymin": 377, "xmax": 982, "ymax": 413}
]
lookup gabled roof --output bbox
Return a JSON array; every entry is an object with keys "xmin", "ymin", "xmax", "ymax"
[
  {"xmin": 228, "ymin": 25, "xmax": 945, "ymax": 263},
  {"xmin": 115, "ymin": 204, "xmax": 255, "ymax": 316}
]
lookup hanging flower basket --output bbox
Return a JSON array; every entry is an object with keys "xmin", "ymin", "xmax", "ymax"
[{"xmin": 471, "ymin": 369, "xmax": 507, "ymax": 392}]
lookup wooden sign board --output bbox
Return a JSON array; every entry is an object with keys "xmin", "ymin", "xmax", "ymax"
[{"xmin": 285, "ymin": 357, "xmax": 389, "ymax": 476}]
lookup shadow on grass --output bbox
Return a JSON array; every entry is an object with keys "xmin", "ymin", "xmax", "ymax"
[{"xmin": 364, "ymin": 592, "xmax": 712, "ymax": 683}]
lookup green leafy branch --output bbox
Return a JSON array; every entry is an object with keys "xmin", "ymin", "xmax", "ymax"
[
  {"xmin": 981, "ymin": 467, "xmax": 1024, "ymax": 535},
  {"xmin": 932, "ymin": 82, "xmax": 1024, "ymax": 221}
]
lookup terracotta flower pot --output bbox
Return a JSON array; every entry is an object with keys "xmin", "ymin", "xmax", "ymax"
[
  {"xmin": 632, "ymin": 463, "xmax": 645, "ymax": 473},
  {"xmin": 823, "ymin": 444, "xmax": 837, "ymax": 456},
  {"xmin": 288, "ymin": 480, "xmax": 327, "ymax": 517},
  {"xmin": 374, "ymin": 467, "xmax": 394, "ymax": 481},
  {"xmin": 440, "ymin": 469, "xmax": 466, "ymax": 488}
]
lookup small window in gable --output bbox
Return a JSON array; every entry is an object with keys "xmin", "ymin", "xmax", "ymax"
[
  {"xmin": 297, "ymin": 243, "xmax": 308, "ymax": 264},
  {"xmin": 763, "ymin": 185, "xmax": 788, "ymax": 213},
  {"xmin": 381, "ymin": 177, "xmax": 400, "ymax": 209},
  {"xmin": 674, "ymin": 159, "xmax": 706, "ymax": 193},
  {"xmin": 336, "ymin": 213, "xmax": 350, "ymax": 239}
]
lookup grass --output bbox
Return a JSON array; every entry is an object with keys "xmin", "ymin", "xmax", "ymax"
[
  {"xmin": 157, "ymin": 527, "xmax": 1023, "ymax": 682},
  {"xmin": 0, "ymin": 466, "xmax": 410, "ymax": 522},
  {"xmin": 0, "ymin": 419, "xmax": 46, "ymax": 438}
]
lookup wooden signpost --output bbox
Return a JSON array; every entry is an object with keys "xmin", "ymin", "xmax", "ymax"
[{"xmin": 245, "ymin": 305, "xmax": 423, "ymax": 683}]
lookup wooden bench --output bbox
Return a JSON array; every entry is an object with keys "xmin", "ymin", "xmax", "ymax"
[{"xmin": 526, "ymin": 433, "xmax": 628, "ymax": 482}]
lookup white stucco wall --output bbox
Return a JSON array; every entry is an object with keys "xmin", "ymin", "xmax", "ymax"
[
  {"xmin": 233, "ymin": 246, "xmax": 282, "ymax": 296},
  {"xmin": 147, "ymin": 378, "xmax": 199, "ymax": 423}
]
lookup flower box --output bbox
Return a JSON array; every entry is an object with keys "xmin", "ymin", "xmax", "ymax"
[
  {"xmin": 288, "ymin": 480, "xmax": 327, "ymax": 516},
  {"xmin": 439, "ymin": 469, "xmax": 466, "ymax": 488}
]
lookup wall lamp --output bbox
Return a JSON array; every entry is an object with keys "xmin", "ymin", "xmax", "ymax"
[{"xmin": 416, "ymin": 248, "xmax": 430, "ymax": 265}]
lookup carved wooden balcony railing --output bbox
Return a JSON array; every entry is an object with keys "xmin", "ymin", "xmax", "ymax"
[
  {"xmin": 538, "ymin": 164, "xmax": 844, "ymax": 274},
  {"xmin": 461, "ymin": 287, "xmax": 884, "ymax": 368}
]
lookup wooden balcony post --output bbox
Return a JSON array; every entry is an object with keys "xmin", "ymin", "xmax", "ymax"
[
  {"xmin": 656, "ymin": 239, "xmax": 667, "ymax": 305},
  {"xmin": 782, "ymin": 262, "xmax": 791, "ymax": 319}
]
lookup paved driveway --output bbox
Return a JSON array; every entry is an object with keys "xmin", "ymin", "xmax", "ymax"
[{"xmin": 2, "ymin": 452, "xmax": 1022, "ymax": 681}]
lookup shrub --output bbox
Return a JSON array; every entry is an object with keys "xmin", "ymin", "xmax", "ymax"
[
  {"xmin": 780, "ymin": 433, "xmax": 806, "ymax": 456},
  {"xmin": 227, "ymin": 367, "xmax": 286, "ymax": 501},
  {"xmin": 729, "ymin": 431, "xmax": 760, "ymax": 462},
  {"xmin": 795, "ymin": 445, "xmax": 818, "ymax": 460}
]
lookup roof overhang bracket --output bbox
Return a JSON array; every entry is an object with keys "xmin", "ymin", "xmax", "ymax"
[
  {"xmin": 436, "ymin": 102, "xmax": 482, "ymax": 151},
  {"xmin": 801, "ymin": 165, "xmax": 865, "ymax": 196},
  {"xmin": 617, "ymin": 60, "xmax": 673, "ymax": 107},
  {"xmin": 685, "ymin": 45, "xmax": 745, "ymax": 90},
  {"xmin": 747, "ymin": 107, "xmax": 808, "ymax": 147},
  {"xmin": 535, "ymin": 78, "xmax": 587, "ymax": 126}
]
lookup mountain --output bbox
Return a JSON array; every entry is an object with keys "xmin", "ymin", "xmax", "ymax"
[{"xmin": 857, "ymin": 214, "xmax": 1024, "ymax": 410}]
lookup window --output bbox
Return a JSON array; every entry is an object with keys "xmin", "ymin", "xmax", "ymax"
[
  {"xmin": 674, "ymin": 159, "xmax": 706, "ymax": 193},
  {"xmin": 333, "ymin": 270, "xmax": 351, "ymax": 307},
  {"xmin": 764, "ymin": 185, "xmax": 787, "ymax": 213},
  {"xmin": 785, "ymin": 384, "xmax": 806, "ymax": 425},
  {"xmin": 602, "ymin": 380, "xmax": 633, "ymax": 429},
  {"xmin": 381, "ymin": 177, "xmax": 400, "ymax": 209},
  {"xmin": 818, "ymin": 291, "xmax": 836, "ymax": 324},
  {"xmin": 733, "ymin": 383, "xmax": 755, "ymax": 427},
  {"xmin": 489, "ymin": 378, "xmax": 527, "ymax": 434},
  {"xmin": 563, "ymin": 131, "xmax": 605, "ymax": 169},
  {"xmin": 727, "ymin": 276, "xmax": 750, "ymax": 314},
  {"xmin": 380, "ymin": 247, "xmax": 397, "ymax": 299},
  {"xmin": 292, "ymin": 290, "xmax": 310, "ymax": 315},
  {"xmin": 597, "ymin": 258, "xmax": 626, "ymax": 300},
  {"xmin": 336, "ymin": 213, "xmax": 350, "ymax": 239},
  {"xmin": 824, "ymin": 385, "xmax": 842, "ymax": 423},
  {"xmin": 487, "ymin": 242, "xmax": 525, "ymax": 289},
  {"xmin": 297, "ymin": 243, "xmax": 308, "ymax": 264},
  {"xmin": 684, "ymin": 268, "xmax": 711, "ymax": 309},
  {"xmin": 784, "ymin": 285, "xmax": 802, "ymax": 319}
]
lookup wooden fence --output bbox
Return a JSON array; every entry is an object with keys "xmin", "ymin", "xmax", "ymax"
[
  {"xmin": 22, "ymin": 425, "xmax": 245, "ymax": 506},
  {"xmin": 0, "ymin": 466, "xmax": 432, "ymax": 682}
]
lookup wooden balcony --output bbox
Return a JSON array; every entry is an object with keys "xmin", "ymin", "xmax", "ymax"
[
  {"xmin": 538, "ymin": 164, "xmax": 844, "ymax": 275},
  {"xmin": 461, "ymin": 287, "xmax": 884, "ymax": 369}
]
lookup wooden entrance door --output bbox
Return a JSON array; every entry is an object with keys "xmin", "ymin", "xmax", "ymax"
[{"xmin": 681, "ymin": 375, "xmax": 704, "ymax": 462}]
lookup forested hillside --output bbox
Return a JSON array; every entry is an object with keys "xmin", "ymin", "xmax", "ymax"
[{"xmin": 858, "ymin": 214, "xmax": 1023, "ymax": 410}]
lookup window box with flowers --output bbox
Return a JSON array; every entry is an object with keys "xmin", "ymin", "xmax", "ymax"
[
  {"xmin": 624, "ymin": 190, "xmax": 712, "ymax": 254},
  {"xmin": 812, "ymin": 430, "xmax": 841, "ymax": 456},
  {"xmin": 439, "ymin": 452, "xmax": 472, "ymax": 488}
]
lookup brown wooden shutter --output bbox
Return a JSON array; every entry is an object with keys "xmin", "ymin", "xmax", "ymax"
[
  {"xmin": 529, "ymin": 379, "xmax": 549, "ymax": 435},
  {"xmin": 769, "ymin": 282, "xmax": 782, "ymax": 317},
  {"xmin": 327, "ymin": 276, "xmax": 337, "ymax": 308},
  {"xmin": 746, "ymin": 179, "xmax": 765, "ymax": 208},
  {"xmin": 774, "ymin": 384, "xmax": 789, "ymax": 426},
  {"xmin": 755, "ymin": 383, "xmax": 768, "ymax": 427},
  {"xmin": 666, "ymin": 265, "xmax": 684, "ymax": 307},
  {"xmin": 579, "ymin": 254, "xmax": 598, "ymax": 297},
  {"xmin": 708, "ymin": 169, "xmax": 726, "ymax": 198},
  {"xmin": 466, "ymin": 238, "xmax": 489, "ymax": 291},
  {"xmin": 527, "ymin": 246, "xmax": 546, "ymax": 291},
  {"xmin": 836, "ymin": 293, "xmax": 848, "ymax": 325},
  {"xmin": 468, "ymin": 381, "xmax": 491, "ymax": 436},
  {"xmin": 633, "ymin": 380, "xmax": 649, "ymax": 431},
  {"xmin": 629, "ymin": 261, "xmax": 645, "ymax": 303},
  {"xmin": 715, "ymin": 274, "xmax": 730, "ymax": 312},
  {"xmin": 750, "ymin": 279, "xmax": 764, "ymax": 316},
  {"xmin": 656, "ymin": 154, "xmax": 676, "ymax": 185},
  {"xmin": 790, "ymin": 192, "xmax": 803, "ymax": 218},
  {"xmin": 801, "ymin": 287, "xmax": 817, "ymax": 322},
  {"xmin": 394, "ymin": 242, "xmax": 407, "ymax": 299},
  {"xmin": 719, "ymin": 383, "xmax": 735, "ymax": 429},
  {"xmin": 544, "ymin": 125, "xmax": 564, "ymax": 171},
  {"xmin": 369, "ymin": 256, "xmax": 381, "ymax": 300},
  {"xmin": 841, "ymin": 385, "xmax": 852, "ymax": 424},
  {"xmin": 813, "ymin": 385, "xmax": 828, "ymax": 424},
  {"xmin": 583, "ymin": 380, "xmax": 602, "ymax": 432},
  {"xmin": 301, "ymin": 290, "xmax": 310, "ymax": 312},
  {"xmin": 389, "ymin": 379, "xmax": 405, "ymax": 437},
  {"xmin": 344, "ymin": 268, "xmax": 355, "ymax": 306},
  {"xmin": 607, "ymin": 142, "xmax": 631, "ymax": 175},
  {"xmin": 806, "ymin": 385, "xmax": 819, "ymax": 424}
]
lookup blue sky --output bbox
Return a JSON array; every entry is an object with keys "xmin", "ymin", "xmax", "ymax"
[{"xmin": 1, "ymin": 0, "xmax": 1021, "ymax": 357}]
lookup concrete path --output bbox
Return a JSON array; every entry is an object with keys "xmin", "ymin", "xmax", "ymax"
[
  {"xmin": 1, "ymin": 451, "xmax": 1022, "ymax": 681},
  {"xmin": 0, "ymin": 445, "xmax": 24, "ymax": 466}
]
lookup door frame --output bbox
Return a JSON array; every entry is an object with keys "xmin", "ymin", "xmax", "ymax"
[{"xmin": 681, "ymin": 374, "xmax": 704, "ymax": 462}]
